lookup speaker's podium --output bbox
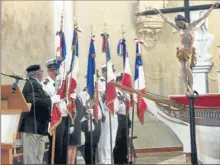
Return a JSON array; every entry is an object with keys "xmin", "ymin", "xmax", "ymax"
[{"xmin": 1, "ymin": 84, "xmax": 30, "ymax": 164}]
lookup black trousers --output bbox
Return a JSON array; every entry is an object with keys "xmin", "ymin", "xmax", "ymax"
[
  {"xmin": 82, "ymin": 119, "xmax": 101, "ymax": 164},
  {"xmin": 113, "ymin": 114, "xmax": 130, "ymax": 164},
  {"xmin": 48, "ymin": 116, "xmax": 69, "ymax": 164}
]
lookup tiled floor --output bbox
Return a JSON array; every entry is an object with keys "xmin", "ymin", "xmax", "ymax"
[
  {"xmin": 136, "ymin": 151, "xmax": 189, "ymax": 164},
  {"xmin": 76, "ymin": 151, "xmax": 187, "ymax": 164},
  {"xmin": 135, "ymin": 151, "xmax": 186, "ymax": 164}
]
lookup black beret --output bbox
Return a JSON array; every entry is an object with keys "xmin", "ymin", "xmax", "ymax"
[{"xmin": 26, "ymin": 64, "xmax": 41, "ymax": 73}]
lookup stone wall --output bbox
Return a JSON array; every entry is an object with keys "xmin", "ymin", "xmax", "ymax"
[
  {"xmin": 2, "ymin": 0, "xmax": 220, "ymax": 150},
  {"xmin": 1, "ymin": 1, "xmax": 54, "ymax": 88}
]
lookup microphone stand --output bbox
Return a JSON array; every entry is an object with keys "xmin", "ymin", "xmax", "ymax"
[{"xmin": 1, "ymin": 72, "xmax": 26, "ymax": 93}]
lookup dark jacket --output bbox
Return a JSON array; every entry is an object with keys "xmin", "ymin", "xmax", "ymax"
[
  {"xmin": 18, "ymin": 78, "xmax": 52, "ymax": 135},
  {"xmin": 69, "ymin": 95, "xmax": 85, "ymax": 127}
]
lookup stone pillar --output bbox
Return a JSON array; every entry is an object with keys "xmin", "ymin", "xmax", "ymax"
[
  {"xmin": 217, "ymin": 46, "xmax": 220, "ymax": 93},
  {"xmin": 191, "ymin": 10, "xmax": 214, "ymax": 94},
  {"xmin": 192, "ymin": 61, "xmax": 213, "ymax": 94}
]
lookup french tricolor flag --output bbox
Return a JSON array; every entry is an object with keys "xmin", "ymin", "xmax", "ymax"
[
  {"xmin": 86, "ymin": 36, "xmax": 99, "ymax": 120},
  {"xmin": 136, "ymin": 39, "xmax": 144, "ymax": 56},
  {"xmin": 134, "ymin": 39, "xmax": 147, "ymax": 124},
  {"xmin": 66, "ymin": 27, "xmax": 79, "ymax": 124},
  {"xmin": 101, "ymin": 33, "xmax": 117, "ymax": 114},
  {"xmin": 49, "ymin": 30, "xmax": 67, "ymax": 135},
  {"xmin": 118, "ymin": 39, "xmax": 133, "ymax": 109}
]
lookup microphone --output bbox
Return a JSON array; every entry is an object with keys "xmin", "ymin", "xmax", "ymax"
[
  {"xmin": 1, "ymin": 72, "xmax": 27, "ymax": 93},
  {"xmin": 12, "ymin": 78, "xmax": 20, "ymax": 94},
  {"xmin": 1, "ymin": 72, "xmax": 26, "ymax": 80}
]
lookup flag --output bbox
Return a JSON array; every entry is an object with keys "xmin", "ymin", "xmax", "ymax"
[
  {"xmin": 117, "ymin": 39, "xmax": 133, "ymax": 110},
  {"xmin": 93, "ymin": 75, "xmax": 99, "ymax": 120},
  {"xmin": 86, "ymin": 36, "xmax": 98, "ymax": 120},
  {"xmin": 87, "ymin": 36, "xmax": 96, "ymax": 96},
  {"xmin": 117, "ymin": 39, "xmax": 126, "ymax": 67},
  {"xmin": 101, "ymin": 33, "xmax": 117, "ymax": 114},
  {"xmin": 66, "ymin": 27, "xmax": 79, "ymax": 124},
  {"xmin": 55, "ymin": 31, "xmax": 66, "ymax": 69},
  {"xmin": 49, "ymin": 31, "xmax": 67, "ymax": 135},
  {"xmin": 134, "ymin": 39, "xmax": 147, "ymax": 124}
]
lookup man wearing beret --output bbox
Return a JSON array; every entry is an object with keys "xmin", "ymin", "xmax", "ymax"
[
  {"xmin": 18, "ymin": 64, "xmax": 60, "ymax": 164},
  {"xmin": 41, "ymin": 58, "xmax": 69, "ymax": 164}
]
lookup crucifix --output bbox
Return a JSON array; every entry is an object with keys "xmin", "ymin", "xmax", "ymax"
[
  {"xmin": 136, "ymin": 1, "xmax": 219, "ymax": 164},
  {"xmin": 136, "ymin": 0, "xmax": 220, "ymax": 22}
]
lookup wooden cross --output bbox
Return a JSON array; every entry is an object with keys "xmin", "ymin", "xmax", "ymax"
[{"xmin": 136, "ymin": 0, "xmax": 220, "ymax": 22}]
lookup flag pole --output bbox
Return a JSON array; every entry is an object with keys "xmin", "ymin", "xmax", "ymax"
[
  {"xmin": 120, "ymin": 25, "xmax": 130, "ymax": 163},
  {"xmin": 89, "ymin": 24, "xmax": 94, "ymax": 165},
  {"xmin": 130, "ymin": 105, "xmax": 135, "ymax": 164},
  {"xmin": 103, "ymin": 23, "xmax": 114, "ymax": 165},
  {"xmin": 51, "ymin": 9, "xmax": 64, "ymax": 165},
  {"xmin": 130, "ymin": 37, "xmax": 142, "ymax": 164}
]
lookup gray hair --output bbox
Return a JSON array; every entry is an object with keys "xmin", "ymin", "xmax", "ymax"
[{"xmin": 27, "ymin": 70, "xmax": 39, "ymax": 79}]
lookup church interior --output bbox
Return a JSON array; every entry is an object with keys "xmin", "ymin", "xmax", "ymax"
[{"xmin": 1, "ymin": 0, "xmax": 220, "ymax": 164}]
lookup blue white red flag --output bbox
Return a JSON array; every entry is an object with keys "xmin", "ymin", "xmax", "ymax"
[
  {"xmin": 117, "ymin": 39, "xmax": 133, "ymax": 109},
  {"xmin": 134, "ymin": 39, "xmax": 147, "ymax": 124},
  {"xmin": 101, "ymin": 32, "xmax": 117, "ymax": 114}
]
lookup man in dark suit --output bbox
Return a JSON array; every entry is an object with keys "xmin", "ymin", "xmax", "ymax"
[{"xmin": 18, "ymin": 64, "xmax": 60, "ymax": 164}]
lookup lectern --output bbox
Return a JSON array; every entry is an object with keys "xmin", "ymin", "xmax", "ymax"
[{"xmin": 1, "ymin": 84, "xmax": 30, "ymax": 164}]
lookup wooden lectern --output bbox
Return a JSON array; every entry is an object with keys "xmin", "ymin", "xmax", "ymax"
[{"xmin": 1, "ymin": 84, "xmax": 30, "ymax": 164}]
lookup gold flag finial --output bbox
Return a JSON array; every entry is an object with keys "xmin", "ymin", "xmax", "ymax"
[
  {"xmin": 103, "ymin": 23, "xmax": 108, "ymax": 35},
  {"xmin": 60, "ymin": 9, "xmax": 64, "ymax": 31},
  {"xmin": 121, "ymin": 24, "xmax": 126, "ymax": 39},
  {"xmin": 91, "ymin": 25, "xmax": 94, "ymax": 36},
  {"xmin": 73, "ymin": 16, "xmax": 78, "ymax": 28}
]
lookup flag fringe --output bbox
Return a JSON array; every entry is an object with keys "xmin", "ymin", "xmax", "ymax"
[{"xmin": 49, "ymin": 117, "xmax": 62, "ymax": 136}]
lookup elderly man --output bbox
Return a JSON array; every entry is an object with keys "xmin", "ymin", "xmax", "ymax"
[
  {"xmin": 97, "ymin": 64, "xmax": 119, "ymax": 164},
  {"xmin": 18, "ymin": 64, "xmax": 59, "ymax": 164},
  {"xmin": 41, "ymin": 59, "xmax": 69, "ymax": 164}
]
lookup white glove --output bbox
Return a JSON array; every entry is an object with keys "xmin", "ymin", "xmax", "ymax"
[
  {"xmin": 129, "ymin": 128, "xmax": 132, "ymax": 138},
  {"xmin": 51, "ymin": 95, "xmax": 61, "ymax": 104},
  {"xmin": 86, "ymin": 109, "xmax": 94, "ymax": 116},
  {"xmin": 69, "ymin": 127, "xmax": 74, "ymax": 134},
  {"xmin": 70, "ymin": 93, "xmax": 77, "ymax": 99}
]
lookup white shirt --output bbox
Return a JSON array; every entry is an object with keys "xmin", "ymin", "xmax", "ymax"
[
  {"xmin": 78, "ymin": 90, "xmax": 89, "ymax": 107},
  {"xmin": 97, "ymin": 76, "xmax": 119, "ymax": 114},
  {"xmin": 42, "ymin": 76, "xmax": 68, "ymax": 117},
  {"xmin": 117, "ymin": 91, "xmax": 126, "ymax": 115},
  {"xmin": 79, "ymin": 89, "xmax": 103, "ymax": 120},
  {"xmin": 98, "ymin": 76, "xmax": 106, "ymax": 95}
]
